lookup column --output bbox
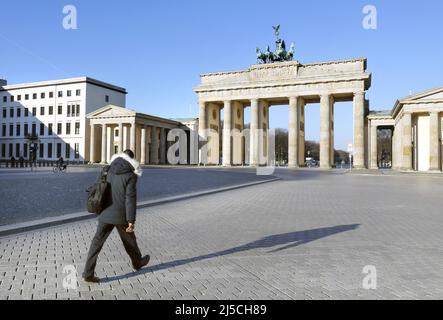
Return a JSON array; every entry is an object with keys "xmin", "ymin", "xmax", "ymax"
[
  {"xmin": 89, "ymin": 123, "xmax": 95, "ymax": 163},
  {"xmin": 123, "ymin": 125, "xmax": 129, "ymax": 150},
  {"xmin": 130, "ymin": 122, "xmax": 136, "ymax": 152},
  {"xmin": 320, "ymin": 94, "xmax": 331, "ymax": 169},
  {"xmin": 429, "ymin": 112, "xmax": 440, "ymax": 171},
  {"xmin": 223, "ymin": 100, "xmax": 232, "ymax": 166},
  {"xmin": 249, "ymin": 99, "xmax": 259, "ymax": 166},
  {"xmin": 198, "ymin": 101, "xmax": 207, "ymax": 164},
  {"xmin": 401, "ymin": 113, "xmax": 413, "ymax": 171},
  {"xmin": 150, "ymin": 126, "xmax": 159, "ymax": 164},
  {"xmin": 353, "ymin": 92, "xmax": 365, "ymax": 169},
  {"xmin": 106, "ymin": 125, "xmax": 112, "ymax": 163},
  {"xmin": 118, "ymin": 122, "xmax": 124, "ymax": 153},
  {"xmin": 299, "ymin": 100, "xmax": 306, "ymax": 166},
  {"xmin": 288, "ymin": 96, "xmax": 299, "ymax": 167},
  {"xmin": 140, "ymin": 126, "xmax": 147, "ymax": 165},
  {"xmin": 370, "ymin": 123, "xmax": 378, "ymax": 169},
  {"xmin": 160, "ymin": 127, "xmax": 166, "ymax": 164},
  {"xmin": 101, "ymin": 124, "xmax": 107, "ymax": 164}
]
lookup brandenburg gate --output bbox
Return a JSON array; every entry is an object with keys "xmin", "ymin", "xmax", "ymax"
[{"xmin": 194, "ymin": 58, "xmax": 371, "ymax": 168}]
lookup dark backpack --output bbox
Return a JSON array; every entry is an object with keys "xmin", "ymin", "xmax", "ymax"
[{"xmin": 86, "ymin": 166, "xmax": 110, "ymax": 214}]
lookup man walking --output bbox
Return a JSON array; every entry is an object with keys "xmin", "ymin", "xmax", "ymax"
[{"xmin": 83, "ymin": 149, "xmax": 150, "ymax": 283}]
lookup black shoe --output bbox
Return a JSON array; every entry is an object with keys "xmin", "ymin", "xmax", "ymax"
[
  {"xmin": 83, "ymin": 276, "xmax": 100, "ymax": 283},
  {"xmin": 133, "ymin": 255, "xmax": 150, "ymax": 271}
]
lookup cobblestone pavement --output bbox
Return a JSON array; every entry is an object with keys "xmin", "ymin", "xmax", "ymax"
[
  {"xmin": 0, "ymin": 166, "xmax": 274, "ymax": 226},
  {"xmin": 1, "ymin": 169, "xmax": 443, "ymax": 300}
]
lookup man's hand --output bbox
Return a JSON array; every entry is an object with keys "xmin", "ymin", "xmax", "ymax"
[{"xmin": 126, "ymin": 223, "xmax": 135, "ymax": 233}]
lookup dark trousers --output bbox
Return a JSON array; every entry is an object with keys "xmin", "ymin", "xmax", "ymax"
[{"xmin": 83, "ymin": 221, "xmax": 142, "ymax": 278}]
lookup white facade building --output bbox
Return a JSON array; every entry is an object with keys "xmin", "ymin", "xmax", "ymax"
[{"xmin": 0, "ymin": 77, "xmax": 127, "ymax": 162}]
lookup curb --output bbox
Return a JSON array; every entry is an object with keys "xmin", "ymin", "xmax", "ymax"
[{"xmin": 0, "ymin": 177, "xmax": 280, "ymax": 238}]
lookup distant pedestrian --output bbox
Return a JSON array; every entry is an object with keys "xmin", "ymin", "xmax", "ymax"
[{"xmin": 83, "ymin": 149, "xmax": 150, "ymax": 283}]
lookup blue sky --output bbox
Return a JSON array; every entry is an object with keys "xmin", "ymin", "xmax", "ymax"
[{"xmin": 1, "ymin": 0, "xmax": 442, "ymax": 150}]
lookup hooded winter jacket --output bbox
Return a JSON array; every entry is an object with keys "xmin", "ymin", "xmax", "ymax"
[{"xmin": 98, "ymin": 153, "xmax": 143, "ymax": 225}]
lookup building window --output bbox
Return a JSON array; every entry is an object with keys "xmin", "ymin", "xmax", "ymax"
[
  {"xmin": 48, "ymin": 143, "xmax": 53, "ymax": 158},
  {"xmin": 1, "ymin": 144, "xmax": 5, "ymax": 158},
  {"xmin": 48, "ymin": 123, "xmax": 53, "ymax": 136},
  {"xmin": 105, "ymin": 95, "xmax": 110, "ymax": 103},
  {"xmin": 41, "ymin": 93, "xmax": 45, "ymax": 99},
  {"xmin": 40, "ymin": 123, "xmax": 45, "ymax": 136},
  {"xmin": 15, "ymin": 144, "xmax": 20, "ymax": 157},
  {"xmin": 49, "ymin": 92, "xmax": 54, "ymax": 98},
  {"xmin": 17, "ymin": 108, "xmax": 21, "ymax": 118},
  {"xmin": 33, "ymin": 93, "xmax": 37, "ymax": 100},
  {"xmin": 9, "ymin": 124, "xmax": 13, "ymax": 136},
  {"xmin": 10, "ymin": 108, "xmax": 14, "ymax": 118},
  {"xmin": 67, "ymin": 90, "xmax": 72, "ymax": 97},
  {"xmin": 75, "ymin": 122, "xmax": 80, "ymax": 135},
  {"xmin": 17, "ymin": 95, "xmax": 21, "ymax": 101},
  {"xmin": 66, "ymin": 143, "xmax": 71, "ymax": 159},
  {"xmin": 76, "ymin": 89, "xmax": 81, "ymax": 96},
  {"xmin": 74, "ymin": 143, "xmax": 80, "ymax": 159},
  {"xmin": 24, "ymin": 108, "xmax": 29, "ymax": 117},
  {"xmin": 58, "ymin": 91, "xmax": 63, "ymax": 98},
  {"xmin": 24, "ymin": 124, "xmax": 28, "ymax": 136},
  {"xmin": 39, "ymin": 143, "xmax": 44, "ymax": 158},
  {"xmin": 40, "ymin": 106, "xmax": 45, "ymax": 116},
  {"xmin": 9, "ymin": 144, "xmax": 13, "ymax": 158},
  {"xmin": 58, "ymin": 105, "xmax": 63, "ymax": 115},
  {"xmin": 32, "ymin": 123, "xmax": 36, "ymax": 136},
  {"xmin": 25, "ymin": 94, "xmax": 29, "ymax": 100},
  {"xmin": 16, "ymin": 124, "xmax": 21, "ymax": 137},
  {"xmin": 10, "ymin": 96, "xmax": 14, "ymax": 102},
  {"xmin": 67, "ymin": 105, "xmax": 71, "ymax": 117},
  {"xmin": 66, "ymin": 122, "xmax": 71, "ymax": 135},
  {"xmin": 56, "ymin": 143, "xmax": 62, "ymax": 158},
  {"xmin": 76, "ymin": 104, "xmax": 80, "ymax": 117},
  {"xmin": 24, "ymin": 144, "xmax": 28, "ymax": 158},
  {"xmin": 57, "ymin": 123, "xmax": 62, "ymax": 135},
  {"xmin": 2, "ymin": 124, "xmax": 6, "ymax": 137},
  {"xmin": 49, "ymin": 106, "xmax": 53, "ymax": 115},
  {"xmin": 32, "ymin": 107, "xmax": 36, "ymax": 116},
  {"xmin": 115, "ymin": 129, "xmax": 119, "ymax": 137},
  {"xmin": 2, "ymin": 108, "xmax": 6, "ymax": 118},
  {"xmin": 2, "ymin": 96, "xmax": 6, "ymax": 103}
]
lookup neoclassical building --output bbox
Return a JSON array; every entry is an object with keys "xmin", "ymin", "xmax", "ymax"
[
  {"xmin": 194, "ymin": 58, "xmax": 371, "ymax": 169},
  {"xmin": 368, "ymin": 87, "xmax": 443, "ymax": 172},
  {"xmin": 87, "ymin": 105, "xmax": 196, "ymax": 165}
]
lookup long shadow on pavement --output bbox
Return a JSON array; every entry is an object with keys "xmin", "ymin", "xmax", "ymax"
[{"xmin": 101, "ymin": 224, "xmax": 360, "ymax": 283}]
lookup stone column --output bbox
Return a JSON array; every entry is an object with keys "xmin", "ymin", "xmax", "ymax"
[
  {"xmin": 299, "ymin": 100, "xmax": 306, "ymax": 166},
  {"xmin": 223, "ymin": 100, "xmax": 232, "ymax": 166},
  {"xmin": 249, "ymin": 99, "xmax": 259, "ymax": 166},
  {"xmin": 118, "ymin": 122, "xmax": 124, "ymax": 153},
  {"xmin": 160, "ymin": 127, "xmax": 166, "ymax": 164},
  {"xmin": 150, "ymin": 126, "xmax": 159, "ymax": 164},
  {"xmin": 370, "ymin": 123, "xmax": 378, "ymax": 169},
  {"xmin": 123, "ymin": 125, "xmax": 129, "ymax": 150},
  {"xmin": 401, "ymin": 113, "xmax": 413, "ymax": 171},
  {"xmin": 320, "ymin": 94, "xmax": 331, "ymax": 169},
  {"xmin": 198, "ymin": 101, "xmax": 207, "ymax": 164},
  {"xmin": 101, "ymin": 124, "xmax": 107, "ymax": 164},
  {"xmin": 429, "ymin": 112, "xmax": 440, "ymax": 171},
  {"xmin": 89, "ymin": 123, "xmax": 95, "ymax": 163},
  {"xmin": 130, "ymin": 122, "xmax": 136, "ymax": 153},
  {"xmin": 106, "ymin": 125, "xmax": 112, "ymax": 163},
  {"xmin": 353, "ymin": 92, "xmax": 365, "ymax": 169},
  {"xmin": 288, "ymin": 96, "xmax": 299, "ymax": 167},
  {"xmin": 140, "ymin": 126, "xmax": 146, "ymax": 165}
]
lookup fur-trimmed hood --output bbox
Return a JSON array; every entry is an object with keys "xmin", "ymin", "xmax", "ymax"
[{"xmin": 109, "ymin": 153, "xmax": 143, "ymax": 177}]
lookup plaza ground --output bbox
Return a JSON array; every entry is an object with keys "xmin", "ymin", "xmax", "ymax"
[{"xmin": 1, "ymin": 168, "xmax": 443, "ymax": 299}]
